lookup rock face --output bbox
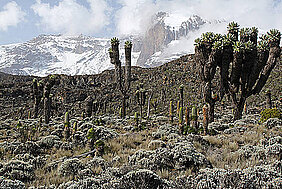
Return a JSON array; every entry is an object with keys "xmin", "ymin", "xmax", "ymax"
[{"xmin": 137, "ymin": 14, "xmax": 210, "ymax": 67}]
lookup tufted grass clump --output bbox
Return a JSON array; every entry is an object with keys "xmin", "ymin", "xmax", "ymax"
[{"xmin": 259, "ymin": 108, "xmax": 281, "ymax": 123}]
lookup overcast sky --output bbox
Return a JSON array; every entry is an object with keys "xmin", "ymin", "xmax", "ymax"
[{"xmin": 0, "ymin": 0, "xmax": 281, "ymax": 45}]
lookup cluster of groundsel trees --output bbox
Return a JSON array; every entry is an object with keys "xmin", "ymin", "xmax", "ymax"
[
  {"xmin": 107, "ymin": 22, "xmax": 280, "ymax": 127},
  {"xmin": 195, "ymin": 22, "xmax": 281, "ymax": 122}
]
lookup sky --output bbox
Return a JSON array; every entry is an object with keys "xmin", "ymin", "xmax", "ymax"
[{"xmin": 0, "ymin": 0, "xmax": 281, "ymax": 45}]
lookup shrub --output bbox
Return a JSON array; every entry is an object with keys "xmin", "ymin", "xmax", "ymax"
[{"xmin": 260, "ymin": 108, "xmax": 281, "ymax": 123}]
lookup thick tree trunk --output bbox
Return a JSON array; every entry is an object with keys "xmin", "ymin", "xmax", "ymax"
[
  {"xmin": 125, "ymin": 47, "xmax": 131, "ymax": 91},
  {"xmin": 208, "ymin": 102, "xmax": 215, "ymax": 123},
  {"xmin": 203, "ymin": 82, "xmax": 216, "ymax": 123},
  {"xmin": 233, "ymin": 99, "xmax": 245, "ymax": 121},
  {"xmin": 85, "ymin": 97, "xmax": 93, "ymax": 117}
]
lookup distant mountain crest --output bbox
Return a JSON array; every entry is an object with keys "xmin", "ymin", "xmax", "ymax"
[{"xmin": 0, "ymin": 14, "xmax": 223, "ymax": 76}]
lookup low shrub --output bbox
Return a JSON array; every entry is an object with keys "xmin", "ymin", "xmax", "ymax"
[{"xmin": 260, "ymin": 108, "xmax": 281, "ymax": 123}]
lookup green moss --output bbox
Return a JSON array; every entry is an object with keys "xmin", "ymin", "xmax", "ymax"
[{"xmin": 259, "ymin": 108, "xmax": 281, "ymax": 123}]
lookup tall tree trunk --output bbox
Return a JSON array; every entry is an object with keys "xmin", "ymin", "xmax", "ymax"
[
  {"xmin": 233, "ymin": 98, "xmax": 245, "ymax": 121},
  {"xmin": 266, "ymin": 92, "xmax": 272, "ymax": 109},
  {"xmin": 140, "ymin": 105, "xmax": 143, "ymax": 120},
  {"xmin": 147, "ymin": 91, "xmax": 153, "ymax": 118},
  {"xmin": 208, "ymin": 102, "xmax": 215, "ymax": 123},
  {"xmin": 203, "ymin": 82, "xmax": 216, "ymax": 123},
  {"xmin": 85, "ymin": 96, "xmax": 93, "ymax": 117},
  {"xmin": 34, "ymin": 98, "xmax": 39, "ymax": 119},
  {"xmin": 122, "ymin": 96, "xmax": 126, "ymax": 118},
  {"xmin": 125, "ymin": 47, "xmax": 132, "ymax": 91},
  {"xmin": 44, "ymin": 97, "xmax": 50, "ymax": 124}
]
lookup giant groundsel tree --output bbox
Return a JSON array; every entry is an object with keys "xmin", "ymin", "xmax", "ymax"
[
  {"xmin": 109, "ymin": 38, "xmax": 133, "ymax": 118},
  {"xmin": 195, "ymin": 22, "xmax": 281, "ymax": 121}
]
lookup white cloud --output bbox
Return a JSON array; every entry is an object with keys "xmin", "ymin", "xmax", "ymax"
[
  {"xmin": 115, "ymin": 0, "xmax": 282, "ymax": 35},
  {"xmin": 0, "ymin": 1, "xmax": 25, "ymax": 31},
  {"xmin": 115, "ymin": 0, "xmax": 281, "ymax": 57},
  {"xmin": 115, "ymin": 0, "xmax": 158, "ymax": 35},
  {"xmin": 192, "ymin": 0, "xmax": 282, "ymax": 30},
  {"xmin": 160, "ymin": 22, "xmax": 228, "ymax": 58},
  {"xmin": 31, "ymin": 0, "xmax": 109, "ymax": 35}
]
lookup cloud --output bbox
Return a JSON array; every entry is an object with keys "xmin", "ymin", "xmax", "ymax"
[
  {"xmin": 192, "ymin": 0, "xmax": 282, "ymax": 30},
  {"xmin": 115, "ymin": 0, "xmax": 281, "ymax": 59},
  {"xmin": 160, "ymin": 22, "xmax": 228, "ymax": 59},
  {"xmin": 115, "ymin": 0, "xmax": 282, "ymax": 35},
  {"xmin": 0, "ymin": 1, "xmax": 25, "ymax": 31},
  {"xmin": 31, "ymin": 0, "xmax": 109, "ymax": 35},
  {"xmin": 115, "ymin": 0, "xmax": 158, "ymax": 35}
]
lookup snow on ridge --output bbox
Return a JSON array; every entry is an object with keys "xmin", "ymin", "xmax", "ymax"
[{"xmin": 0, "ymin": 34, "xmax": 142, "ymax": 76}]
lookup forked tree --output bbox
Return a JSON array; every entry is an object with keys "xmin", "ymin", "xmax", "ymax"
[
  {"xmin": 109, "ymin": 38, "xmax": 132, "ymax": 118},
  {"xmin": 195, "ymin": 22, "xmax": 281, "ymax": 121}
]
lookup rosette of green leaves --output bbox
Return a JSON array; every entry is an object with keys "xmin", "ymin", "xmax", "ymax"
[
  {"xmin": 111, "ymin": 37, "xmax": 119, "ymax": 46},
  {"xmin": 213, "ymin": 34, "xmax": 222, "ymax": 42},
  {"xmin": 227, "ymin": 22, "xmax": 239, "ymax": 32},
  {"xmin": 244, "ymin": 41, "xmax": 256, "ymax": 52},
  {"xmin": 267, "ymin": 29, "xmax": 281, "ymax": 43},
  {"xmin": 222, "ymin": 34, "xmax": 232, "ymax": 47},
  {"xmin": 212, "ymin": 40, "xmax": 222, "ymax": 51},
  {"xmin": 257, "ymin": 40, "xmax": 269, "ymax": 51},
  {"xmin": 240, "ymin": 28, "xmax": 251, "ymax": 38},
  {"xmin": 194, "ymin": 37, "xmax": 203, "ymax": 47},
  {"xmin": 201, "ymin": 32, "xmax": 215, "ymax": 43},
  {"xmin": 259, "ymin": 34, "xmax": 269, "ymax": 41},
  {"xmin": 251, "ymin": 27, "xmax": 258, "ymax": 35},
  {"xmin": 233, "ymin": 41, "xmax": 244, "ymax": 53},
  {"xmin": 124, "ymin": 41, "xmax": 132, "ymax": 48},
  {"xmin": 87, "ymin": 128, "xmax": 95, "ymax": 140}
]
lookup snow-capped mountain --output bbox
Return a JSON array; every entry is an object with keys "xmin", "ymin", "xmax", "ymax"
[
  {"xmin": 0, "ymin": 34, "xmax": 140, "ymax": 76},
  {"xmin": 0, "ymin": 14, "xmax": 223, "ymax": 76},
  {"xmin": 138, "ymin": 13, "xmax": 223, "ymax": 67}
]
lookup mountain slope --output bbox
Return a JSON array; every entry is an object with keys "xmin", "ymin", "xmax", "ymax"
[
  {"xmin": 0, "ymin": 35, "xmax": 140, "ymax": 76},
  {"xmin": 0, "ymin": 14, "xmax": 223, "ymax": 76}
]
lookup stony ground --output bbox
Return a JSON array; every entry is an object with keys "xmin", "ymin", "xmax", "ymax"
[
  {"xmin": 0, "ymin": 111, "xmax": 281, "ymax": 188},
  {"xmin": 0, "ymin": 54, "xmax": 281, "ymax": 188}
]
